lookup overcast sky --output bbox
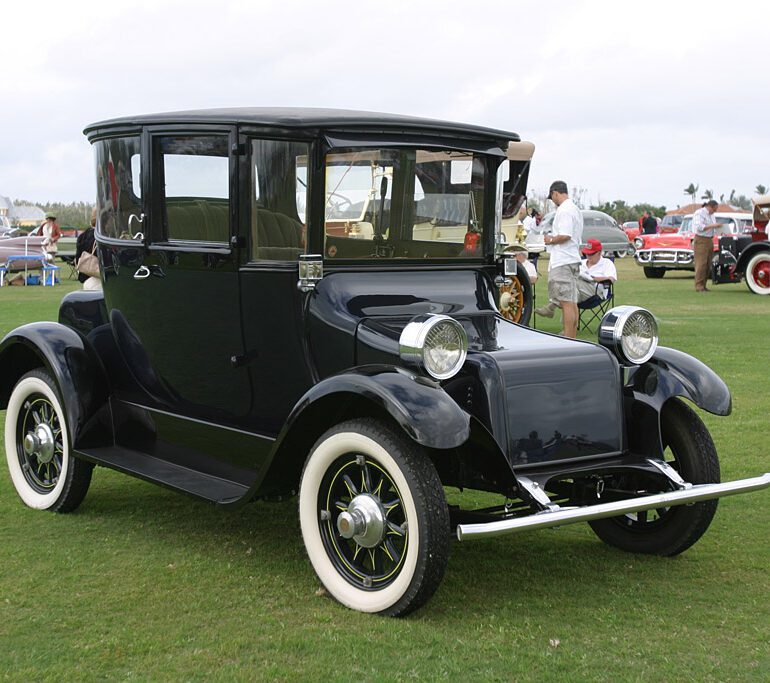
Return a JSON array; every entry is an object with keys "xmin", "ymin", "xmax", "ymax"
[{"xmin": 1, "ymin": 0, "xmax": 768, "ymax": 210}]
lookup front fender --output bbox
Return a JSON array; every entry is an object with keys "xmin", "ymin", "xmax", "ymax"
[
  {"xmin": 624, "ymin": 346, "xmax": 730, "ymax": 459},
  {"xmin": 0, "ymin": 322, "xmax": 111, "ymax": 446},
  {"xmin": 645, "ymin": 346, "xmax": 731, "ymax": 415},
  {"xmin": 285, "ymin": 365, "xmax": 471, "ymax": 450}
]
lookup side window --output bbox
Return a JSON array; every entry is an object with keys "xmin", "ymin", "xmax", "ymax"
[
  {"xmin": 250, "ymin": 138, "xmax": 310, "ymax": 261},
  {"xmin": 94, "ymin": 136, "xmax": 142, "ymax": 239},
  {"xmin": 156, "ymin": 135, "xmax": 230, "ymax": 244}
]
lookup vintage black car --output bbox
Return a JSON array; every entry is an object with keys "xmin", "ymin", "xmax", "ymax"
[{"xmin": 1, "ymin": 109, "xmax": 768, "ymax": 617}]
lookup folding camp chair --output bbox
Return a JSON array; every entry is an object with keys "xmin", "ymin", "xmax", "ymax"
[
  {"xmin": 578, "ymin": 281, "xmax": 615, "ymax": 332},
  {"xmin": 60, "ymin": 256, "xmax": 79, "ymax": 279}
]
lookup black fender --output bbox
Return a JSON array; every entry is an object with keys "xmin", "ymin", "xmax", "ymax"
[
  {"xmin": 285, "ymin": 365, "xmax": 471, "ymax": 450},
  {"xmin": 646, "ymin": 346, "xmax": 731, "ymax": 415},
  {"xmin": 625, "ymin": 346, "xmax": 731, "ymax": 458},
  {"xmin": 0, "ymin": 322, "xmax": 112, "ymax": 447},
  {"xmin": 735, "ymin": 241, "xmax": 770, "ymax": 273},
  {"xmin": 250, "ymin": 365, "xmax": 471, "ymax": 498}
]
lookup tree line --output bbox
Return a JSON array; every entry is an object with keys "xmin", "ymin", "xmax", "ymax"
[{"xmin": 13, "ymin": 199, "xmax": 95, "ymax": 230}]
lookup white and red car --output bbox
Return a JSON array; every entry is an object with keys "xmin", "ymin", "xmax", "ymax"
[{"xmin": 633, "ymin": 212, "xmax": 752, "ymax": 278}]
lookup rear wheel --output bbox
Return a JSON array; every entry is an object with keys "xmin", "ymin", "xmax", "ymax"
[
  {"xmin": 643, "ymin": 267, "xmax": 666, "ymax": 279},
  {"xmin": 5, "ymin": 370, "xmax": 93, "ymax": 512},
  {"xmin": 299, "ymin": 418, "xmax": 450, "ymax": 616},
  {"xmin": 588, "ymin": 399, "xmax": 720, "ymax": 556},
  {"xmin": 745, "ymin": 252, "xmax": 770, "ymax": 294}
]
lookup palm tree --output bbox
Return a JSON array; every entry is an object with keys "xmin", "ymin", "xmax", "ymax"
[
  {"xmin": 729, "ymin": 189, "xmax": 736, "ymax": 204},
  {"xmin": 684, "ymin": 183, "xmax": 699, "ymax": 205},
  {"xmin": 701, "ymin": 189, "xmax": 714, "ymax": 201},
  {"xmin": 756, "ymin": 184, "xmax": 768, "ymax": 196}
]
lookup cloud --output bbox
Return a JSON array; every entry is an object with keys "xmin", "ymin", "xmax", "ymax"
[{"xmin": 0, "ymin": 0, "xmax": 768, "ymax": 203}]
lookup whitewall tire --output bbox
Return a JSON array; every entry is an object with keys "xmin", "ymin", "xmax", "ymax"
[
  {"xmin": 5, "ymin": 370, "xmax": 93, "ymax": 512},
  {"xmin": 299, "ymin": 418, "xmax": 449, "ymax": 616},
  {"xmin": 745, "ymin": 252, "xmax": 770, "ymax": 295}
]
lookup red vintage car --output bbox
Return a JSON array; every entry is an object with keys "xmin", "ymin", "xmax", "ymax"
[{"xmin": 633, "ymin": 212, "xmax": 752, "ymax": 278}]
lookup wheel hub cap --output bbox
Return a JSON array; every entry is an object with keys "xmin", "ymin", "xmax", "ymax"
[
  {"xmin": 336, "ymin": 494, "xmax": 386, "ymax": 548},
  {"xmin": 23, "ymin": 423, "xmax": 55, "ymax": 464}
]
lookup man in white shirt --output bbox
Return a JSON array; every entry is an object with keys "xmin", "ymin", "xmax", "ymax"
[
  {"xmin": 691, "ymin": 200, "xmax": 721, "ymax": 292},
  {"xmin": 537, "ymin": 238, "xmax": 616, "ymax": 317},
  {"xmin": 539, "ymin": 181, "xmax": 583, "ymax": 338}
]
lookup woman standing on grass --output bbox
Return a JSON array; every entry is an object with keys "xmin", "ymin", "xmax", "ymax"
[{"xmin": 75, "ymin": 208, "xmax": 102, "ymax": 291}]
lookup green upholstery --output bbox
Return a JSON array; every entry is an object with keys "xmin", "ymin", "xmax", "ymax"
[
  {"xmin": 253, "ymin": 208, "xmax": 303, "ymax": 261},
  {"xmin": 164, "ymin": 198, "xmax": 303, "ymax": 260},
  {"xmin": 166, "ymin": 198, "xmax": 229, "ymax": 243}
]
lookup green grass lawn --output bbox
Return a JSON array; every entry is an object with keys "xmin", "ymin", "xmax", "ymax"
[{"xmin": 1, "ymin": 262, "xmax": 768, "ymax": 682}]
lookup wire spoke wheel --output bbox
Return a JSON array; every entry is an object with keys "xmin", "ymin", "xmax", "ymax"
[
  {"xmin": 320, "ymin": 453, "xmax": 408, "ymax": 590},
  {"xmin": 17, "ymin": 394, "xmax": 65, "ymax": 493},
  {"xmin": 299, "ymin": 418, "xmax": 449, "ymax": 616},
  {"xmin": 5, "ymin": 370, "xmax": 93, "ymax": 512}
]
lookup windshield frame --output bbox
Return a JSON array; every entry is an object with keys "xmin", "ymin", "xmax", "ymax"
[{"xmin": 320, "ymin": 141, "xmax": 504, "ymax": 264}]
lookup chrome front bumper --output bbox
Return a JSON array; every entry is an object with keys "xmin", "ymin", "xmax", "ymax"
[
  {"xmin": 456, "ymin": 473, "xmax": 770, "ymax": 541},
  {"xmin": 635, "ymin": 248, "xmax": 694, "ymax": 266}
]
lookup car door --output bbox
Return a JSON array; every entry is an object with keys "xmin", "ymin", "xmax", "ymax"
[{"xmin": 98, "ymin": 128, "xmax": 259, "ymax": 471}]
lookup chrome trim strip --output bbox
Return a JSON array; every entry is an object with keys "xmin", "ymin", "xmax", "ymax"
[{"xmin": 456, "ymin": 473, "xmax": 770, "ymax": 540}]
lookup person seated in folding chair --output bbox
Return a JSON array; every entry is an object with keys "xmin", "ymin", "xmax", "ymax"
[{"xmin": 536, "ymin": 239, "xmax": 616, "ymax": 318}]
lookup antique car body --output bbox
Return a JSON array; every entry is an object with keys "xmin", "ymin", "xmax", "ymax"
[
  {"xmin": 622, "ymin": 220, "xmax": 641, "ymax": 241},
  {"xmin": 727, "ymin": 195, "xmax": 770, "ymax": 294},
  {"xmin": 0, "ymin": 234, "xmax": 48, "ymax": 268},
  {"xmin": 633, "ymin": 212, "xmax": 752, "ymax": 279},
  {"xmin": 659, "ymin": 213, "xmax": 684, "ymax": 233},
  {"xmin": 1, "ymin": 108, "xmax": 768, "ymax": 617},
  {"xmin": 532, "ymin": 209, "xmax": 634, "ymax": 257}
]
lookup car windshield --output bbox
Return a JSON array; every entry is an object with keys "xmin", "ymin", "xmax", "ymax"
[
  {"xmin": 679, "ymin": 218, "xmax": 693, "ymax": 232},
  {"xmin": 583, "ymin": 214, "xmax": 614, "ymax": 228},
  {"xmin": 324, "ymin": 147, "xmax": 488, "ymax": 260},
  {"xmin": 662, "ymin": 215, "xmax": 683, "ymax": 226}
]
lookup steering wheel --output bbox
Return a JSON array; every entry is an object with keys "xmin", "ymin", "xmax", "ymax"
[{"xmin": 325, "ymin": 192, "xmax": 354, "ymax": 218}]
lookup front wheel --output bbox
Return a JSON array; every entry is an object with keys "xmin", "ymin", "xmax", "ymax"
[
  {"xmin": 745, "ymin": 251, "xmax": 770, "ymax": 294},
  {"xmin": 643, "ymin": 266, "xmax": 666, "ymax": 279},
  {"xmin": 5, "ymin": 370, "xmax": 93, "ymax": 512},
  {"xmin": 588, "ymin": 399, "xmax": 720, "ymax": 556},
  {"xmin": 299, "ymin": 418, "xmax": 450, "ymax": 616}
]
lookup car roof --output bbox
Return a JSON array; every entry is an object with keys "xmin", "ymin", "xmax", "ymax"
[{"xmin": 84, "ymin": 107, "xmax": 521, "ymax": 143}]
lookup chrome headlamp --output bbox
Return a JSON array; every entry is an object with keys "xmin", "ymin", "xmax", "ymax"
[
  {"xmin": 598, "ymin": 306, "xmax": 659, "ymax": 365},
  {"xmin": 399, "ymin": 314, "xmax": 468, "ymax": 380},
  {"xmin": 633, "ymin": 236, "xmax": 644, "ymax": 248}
]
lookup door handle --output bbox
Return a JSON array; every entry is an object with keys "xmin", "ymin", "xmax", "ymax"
[{"xmin": 133, "ymin": 265, "xmax": 150, "ymax": 280}]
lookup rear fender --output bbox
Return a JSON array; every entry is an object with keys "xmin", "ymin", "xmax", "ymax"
[
  {"xmin": 735, "ymin": 241, "xmax": 770, "ymax": 273},
  {"xmin": 0, "ymin": 323, "xmax": 112, "ymax": 447}
]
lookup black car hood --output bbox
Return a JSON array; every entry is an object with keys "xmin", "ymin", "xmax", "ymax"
[{"xmin": 310, "ymin": 269, "xmax": 624, "ymax": 467}]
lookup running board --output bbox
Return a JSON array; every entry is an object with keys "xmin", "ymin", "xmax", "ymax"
[
  {"xmin": 76, "ymin": 446, "xmax": 251, "ymax": 505},
  {"xmin": 456, "ymin": 473, "xmax": 770, "ymax": 541}
]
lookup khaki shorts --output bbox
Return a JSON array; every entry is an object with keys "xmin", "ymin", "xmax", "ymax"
[{"xmin": 548, "ymin": 264, "xmax": 579, "ymax": 304}]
